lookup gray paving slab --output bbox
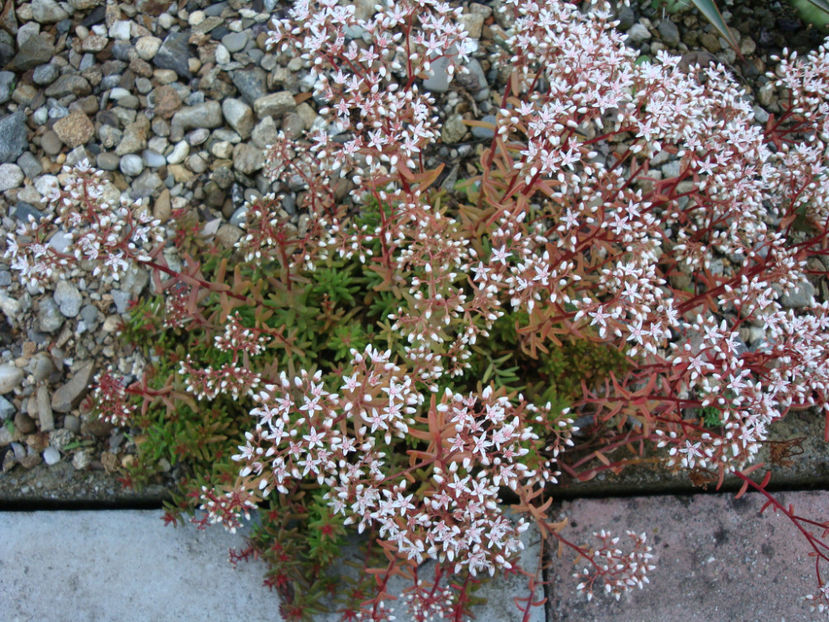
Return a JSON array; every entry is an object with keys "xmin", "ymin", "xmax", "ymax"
[
  {"xmin": 546, "ymin": 490, "xmax": 828, "ymax": 622},
  {"xmin": 0, "ymin": 510, "xmax": 545, "ymax": 622}
]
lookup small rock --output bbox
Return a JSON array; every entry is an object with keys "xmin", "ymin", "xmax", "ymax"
[
  {"xmin": 45, "ymin": 74, "xmax": 91, "ymax": 98},
  {"xmin": 43, "ymin": 446, "xmax": 60, "ymax": 465},
  {"xmin": 0, "ymin": 163, "xmax": 23, "ymax": 191},
  {"xmin": 37, "ymin": 297, "xmax": 64, "ymax": 333},
  {"xmin": 40, "ymin": 130, "xmax": 62, "ymax": 156},
  {"xmin": 627, "ymin": 23, "xmax": 651, "ymax": 43},
  {"xmin": 699, "ymin": 32, "xmax": 721, "ymax": 53},
  {"xmin": 17, "ymin": 152, "xmax": 42, "ymax": 178},
  {"xmin": 230, "ymin": 68, "xmax": 267, "ymax": 106},
  {"xmin": 135, "ymin": 35, "xmax": 162, "ymax": 60},
  {"xmin": 459, "ymin": 13, "xmax": 484, "ymax": 39},
  {"xmin": 0, "ymin": 396, "xmax": 14, "ymax": 419},
  {"xmin": 170, "ymin": 101, "xmax": 223, "ymax": 139},
  {"xmin": 233, "ymin": 143, "xmax": 264, "ymax": 175},
  {"xmin": 222, "ymin": 98, "xmax": 254, "ymax": 138},
  {"xmin": 72, "ymin": 449, "xmax": 91, "ymax": 470},
  {"xmin": 31, "ymin": 0, "xmax": 68, "ymax": 24},
  {"xmin": 51, "ymin": 361, "xmax": 94, "ymax": 413},
  {"xmin": 52, "ymin": 111, "xmax": 95, "ymax": 148},
  {"xmin": 471, "ymin": 114, "xmax": 496, "ymax": 139},
  {"xmin": 0, "ymin": 71, "xmax": 13, "ymax": 104},
  {"xmin": 253, "ymin": 91, "xmax": 296, "ymax": 119},
  {"xmin": 154, "ymin": 31, "xmax": 192, "ymax": 80},
  {"xmin": 251, "ymin": 116, "xmax": 277, "ymax": 149},
  {"xmin": 781, "ymin": 281, "xmax": 815, "ymax": 308},
  {"xmin": 214, "ymin": 43, "xmax": 230, "ymax": 64},
  {"xmin": 81, "ymin": 34, "xmax": 108, "ymax": 52},
  {"xmin": 0, "ymin": 364, "xmax": 23, "ymax": 394},
  {"xmin": 119, "ymin": 153, "xmax": 144, "ymax": 176},
  {"xmin": 14, "ymin": 411, "xmax": 36, "ymax": 434},
  {"xmin": 143, "ymin": 149, "xmax": 166, "ymax": 167},
  {"xmin": 657, "ymin": 19, "xmax": 680, "ymax": 47},
  {"xmin": 166, "ymin": 141, "xmax": 189, "ymax": 164},
  {"xmin": 32, "ymin": 63, "xmax": 59, "ymax": 85},
  {"xmin": 68, "ymin": 0, "xmax": 102, "ymax": 9},
  {"xmin": 96, "ymin": 152, "xmax": 120, "ymax": 170},
  {"xmin": 108, "ymin": 20, "xmax": 131, "ymax": 41},
  {"xmin": 37, "ymin": 384, "xmax": 53, "ymax": 431},
  {"xmin": 0, "ymin": 111, "xmax": 28, "ymax": 163},
  {"xmin": 54, "ymin": 281, "xmax": 82, "ymax": 317},
  {"xmin": 129, "ymin": 170, "xmax": 162, "ymax": 198},
  {"xmin": 8, "ymin": 34, "xmax": 54, "ymax": 71},
  {"xmin": 221, "ymin": 31, "xmax": 248, "ymax": 53}
]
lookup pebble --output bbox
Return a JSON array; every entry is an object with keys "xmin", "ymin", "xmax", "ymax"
[
  {"xmin": 52, "ymin": 111, "xmax": 95, "ymax": 148},
  {"xmin": 32, "ymin": 63, "xmax": 59, "ymax": 85},
  {"xmin": 119, "ymin": 153, "xmax": 144, "ymax": 176},
  {"xmin": 43, "ymin": 446, "xmax": 61, "ymax": 466},
  {"xmin": 221, "ymin": 31, "xmax": 248, "ymax": 53},
  {"xmin": 0, "ymin": 364, "xmax": 23, "ymax": 394},
  {"xmin": 222, "ymin": 98, "xmax": 254, "ymax": 139},
  {"xmin": 233, "ymin": 143, "xmax": 264, "ymax": 175},
  {"xmin": 108, "ymin": 20, "xmax": 131, "ymax": 41},
  {"xmin": 31, "ymin": 0, "xmax": 68, "ymax": 24},
  {"xmin": 0, "ymin": 163, "xmax": 24, "ymax": 192},
  {"xmin": 143, "ymin": 150, "xmax": 166, "ymax": 167},
  {"xmin": 8, "ymin": 34, "xmax": 55, "ymax": 71},
  {"xmin": 0, "ymin": 111, "xmax": 28, "ymax": 163},
  {"xmin": 166, "ymin": 141, "xmax": 189, "ymax": 164},
  {"xmin": 171, "ymin": 101, "xmax": 223, "ymax": 139},
  {"xmin": 54, "ymin": 281, "xmax": 82, "ymax": 318},
  {"xmin": 0, "ymin": 71, "xmax": 13, "ymax": 104},
  {"xmin": 253, "ymin": 91, "xmax": 296, "ymax": 118},
  {"xmin": 37, "ymin": 384, "xmax": 54, "ymax": 431},
  {"xmin": 51, "ymin": 360, "xmax": 94, "ymax": 413},
  {"xmin": 658, "ymin": 19, "xmax": 680, "ymax": 47},
  {"xmin": 0, "ymin": 396, "xmax": 13, "ymax": 420},
  {"xmin": 628, "ymin": 23, "xmax": 651, "ymax": 43},
  {"xmin": 215, "ymin": 43, "xmax": 230, "ymax": 65},
  {"xmin": 154, "ymin": 31, "xmax": 192, "ymax": 79},
  {"xmin": 13, "ymin": 413, "xmax": 35, "ymax": 438},
  {"xmin": 37, "ymin": 297, "xmax": 64, "ymax": 333}
]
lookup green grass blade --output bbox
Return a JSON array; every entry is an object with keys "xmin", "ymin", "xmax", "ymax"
[{"xmin": 689, "ymin": 0, "xmax": 741, "ymax": 53}]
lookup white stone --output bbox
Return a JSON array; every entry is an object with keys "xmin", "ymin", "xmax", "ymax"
[
  {"xmin": 0, "ymin": 163, "xmax": 24, "ymax": 192},
  {"xmin": 135, "ymin": 36, "xmax": 162, "ymax": 61},
  {"xmin": 109, "ymin": 20, "xmax": 132, "ymax": 41},
  {"xmin": 0, "ymin": 364, "xmax": 23, "ymax": 394},
  {"xmin": 166, "ymin": 141, "xmax": 189, "ymax": 165},
  {"xmin": 214, "ymin": 43, "xmax": 230, "ymax": 65}
]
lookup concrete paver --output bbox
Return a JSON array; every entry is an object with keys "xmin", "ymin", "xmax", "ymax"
[
  {"xmin": 547, "ymin": 490, "xmax": 828, "ymax": 622},
  {"xmin": 0, "ymin": 510, "xmax": 544, "ymax": 622}
]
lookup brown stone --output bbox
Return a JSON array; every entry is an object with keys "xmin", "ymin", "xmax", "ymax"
[
  {"xmin": 152, "ymin": 84, "xmax": 182, "ymax": 119},
  {"xmin": 52, "ymin": 111, "xmax": 95, "ymax": 148}
]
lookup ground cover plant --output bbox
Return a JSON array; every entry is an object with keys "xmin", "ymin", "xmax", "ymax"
[{"xmin": 6, "ymin": 0, "xmax": 829, "ymax": 619}]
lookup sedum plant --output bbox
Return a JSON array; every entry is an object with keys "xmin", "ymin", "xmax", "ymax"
[{"xmin": 6, "ymin": 0, "xmax": 829, "ymax": 618}]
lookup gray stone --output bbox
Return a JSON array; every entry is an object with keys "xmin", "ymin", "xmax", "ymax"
[
  {"xmin": 231, "ymin": 68, "xmax": 267, "ymax": 106},
  {"xmin": 154, "ymin": 31, "xmax": 192, "ymax": 80},
  {"xmin": 251, "ymin": 116, "xmax": 277, "ymax": 149},
  {"xmin": 31, "ymin": 0, "xmax": 68, "ymax": 23},
  {"xmin": 43, "ymin": 446, "xmax": 60, "ymax": 465},
  {"xmin": 54, "ymin": 281, "xmax": 82, "ymax": 318},
  {"xmin": 0, "ymin": 111, "xmax": 28, "ymax": 163},
  {"xmin": 79, "ymin": 304, "xmax": 100, "ymax": 332},
  {"xmin": 45, "ymin": 74, "xmax": 92, "ymax": 98},
  {"xmin": 0, "ymin": 364, "xmax": 23, "ymax": 394},
  {"xmin": 657, "ymin": 19, "xmax": 680, "ymax": 47},
  {"xmin": 781, "ymin": 280, "xmax": 815, "ymax": 308},
  {"xmin": 221, "ymin": 31, "xmax": 248, "ymax": 53},
  {"xmin": 423, "ymin": 54, "xmax": 454, "ymax": 93},
  {"xmin": 119, "ymin": 153, "xmax": 144, "ymax": 176},
  {"xmin": 253, "ymin": 92, "xmax": 295, "ymax": 119},
  {"xmin": 48, "ymin": 230, "xmax": 72, "ymax": 254},
  {"xmin": 628, "ymin": 23, "xmax": 651, "ymax": 43},
  {"xmin": 129, "ymin": 171, "xmax": 163, "ymax": 199},
  {"xmin": 222, "ymin": 98, "xmax": 254, "ymax": 139},
  {"xmin": 471, "ymin": 114, "xmax": 496, "ymax": 139},
  {"xmin": 13, "ymin": 412, "xmax": 35, "ymax": 434},
  {"xmin": 28, "ymin": 352, "xmax": 56, "ymax": 382},
  {"xmin": 17, "ymin": 151, "xmax": 43, "ymax": 178},
  {"xmin": 232, "ymin": 143, "xmax": 264, "ymax": 175},
  {"xmin": 0, "ymin": 163, "xmax": 24, "ymax": 191},
  {"xmin": 37, "ymin": 297, "xmax": 64, "ymax": 333},
  {"xmin": 0, "ymin": 395, "xmax": 13, "ymax": 419},
  {"xmin": 143, "ymin": 150, "xmax": 166, "ymax": 168},
  {"xmin": 51, "ymin": 361, "xmax": 94, "ymax": 413},
  {"xmin": 37, "ymin": 384, "xmax": 53, "ymax": 431},
  {"xmin": 441, "ymin": 114, "xmax": 467, "ymax": 143},
  {"xmin": 0, "ymin": 71, "xmax": 15, "ymax": 104},
  {"xmin": 96, "ymin": 152, "xmax": 120, "ymax": 171},
  {"xmin": 14, "ymin": 202, "xmax": 43, "ymax": 223},
  {"xmin": 111, "ymin": 290, "xmax": 131, "ymax": 315},
  {"xmin": 170, "ymin": 101, "xmax": 223, "ymax": 139}
]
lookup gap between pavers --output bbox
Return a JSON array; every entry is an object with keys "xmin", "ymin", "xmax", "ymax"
[
  {"xmin": 546, "ymin": 490, "xmax": 827, "ymax": 622},
  {"xmin": 0, "ymin": 510, "xmax": 545, "ymax": 622}
]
